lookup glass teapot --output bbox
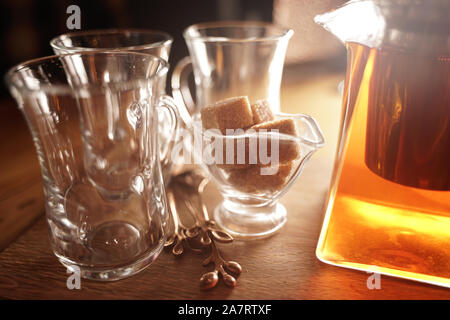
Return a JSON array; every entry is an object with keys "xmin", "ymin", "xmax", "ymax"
[{"xmin": 315, "ymin": 0, "xmax": 450, "ymax": 287}]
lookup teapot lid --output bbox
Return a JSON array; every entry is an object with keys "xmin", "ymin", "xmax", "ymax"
[{"xmin": 315, "ymin": 0, "xmax": 450, "ymax": 54}]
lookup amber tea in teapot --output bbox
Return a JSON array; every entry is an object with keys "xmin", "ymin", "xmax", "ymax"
[{"xmin": 315, "ymin": 0, "xmax": 450, "ymax": 287}]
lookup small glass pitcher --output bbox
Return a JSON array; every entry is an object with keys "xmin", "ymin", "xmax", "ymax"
[
  {"xmin": 192, "ymin": 114, "xmax": 324, "ymax": 239},
  {"xmin": 5, "ymin": 52, "xmax": 179, "ymax": 281}
]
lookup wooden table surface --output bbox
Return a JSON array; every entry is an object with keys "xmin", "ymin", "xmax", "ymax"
[{"xmin": 0, "ymin": 66, "xmax": 449, "ymax": 299}]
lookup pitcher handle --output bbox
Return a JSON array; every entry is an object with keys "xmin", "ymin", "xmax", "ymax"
[
  {"xmin": 157, "ymin": 95, "xmax": 180, "ymax": 162},
  {"xmin": 171, "ymin": 56, "xmax": 195, "ymax": 128}
]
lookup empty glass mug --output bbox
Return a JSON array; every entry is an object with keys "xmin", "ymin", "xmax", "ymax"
[
  {"xmin": 50, "ymin": 29, "xmax": 180, "ymax": 182},
  {"xmin": 6, "ymin": 52, "xmax": 178, "ymax": 281},
  {"xmin": 50, "ymin": 29, "xmax": 172, "ymax": 60},
  {"xmin": 171, "ymin": 21, "xmax": 293, "ymax": 118}
]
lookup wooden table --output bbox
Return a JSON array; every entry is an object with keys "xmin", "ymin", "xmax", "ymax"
[{"xmin": 0, "ymin": 66, "xmax": 449, "ymax": 299}]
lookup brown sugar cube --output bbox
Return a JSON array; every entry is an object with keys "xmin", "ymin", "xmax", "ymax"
[
  {"xmin": 250, "ymin": 118, "xmax": 298, "ymax": 136},
  {"xmin": 201, "ymin": 96, "xmax": 254, "ymax": 134},
  {"xmin": 248, "ymin": 118, "xmax": 300, "ymax": 164},
  {"xmin": 251, "ymin": 99, "xmax": 275, "ymax": 124},
  {"xmin": 213, "ymin": 133, "xmax": 251, "ymax": 170},
  {"xmin": 227, "ymin": 162, "xmax": 295, "ymax": 193},
  {"xmin": 200, "ymin": 96, "xmax": 253, "ymax": 169}
]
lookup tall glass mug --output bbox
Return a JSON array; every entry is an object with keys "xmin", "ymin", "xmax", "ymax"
[
  {"xmin": 171, "ymin": 21, "xmax": 293, "ymax": 118},
  {"xmin": 50, "ymin": 29, "xmax": 172, "ymax": 60},
  {"xmin": 6, "ymin": 52, "xmax": 179, "ymax": 281},
  {"xmin": 50, "ymin": 29, "xmax": 179, "ymax": 182}
]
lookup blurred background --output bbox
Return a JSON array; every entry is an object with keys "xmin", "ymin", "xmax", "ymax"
[
  {"xmin": 0, "ymin": 0, "xmax": 346, "ymax": 250},
  {"xmin": 0, "ymin": 0, "xmax": 346, "ymax": 97}
]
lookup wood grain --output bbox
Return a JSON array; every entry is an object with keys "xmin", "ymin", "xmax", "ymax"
[
  {"xmin": 0, "ymin": 69, "xmax": 449, "ymax": 299},
  {"xmin": 0, "ymin": 101, "xmax": 44, "ymax": 251}
]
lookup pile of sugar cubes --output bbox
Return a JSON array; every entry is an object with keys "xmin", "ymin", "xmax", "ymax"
[{"xmin": 201, "ymin": 96, "xmax": 300, "ymax": 193}]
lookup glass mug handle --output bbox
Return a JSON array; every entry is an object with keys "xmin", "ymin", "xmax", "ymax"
[
  {"xmin": 157, "ymin": 95, "xmax": 179, "ymax": 162},
  {"xmin": 171, "ymin": 56, "xmax": 195, "ymax": 128}
]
